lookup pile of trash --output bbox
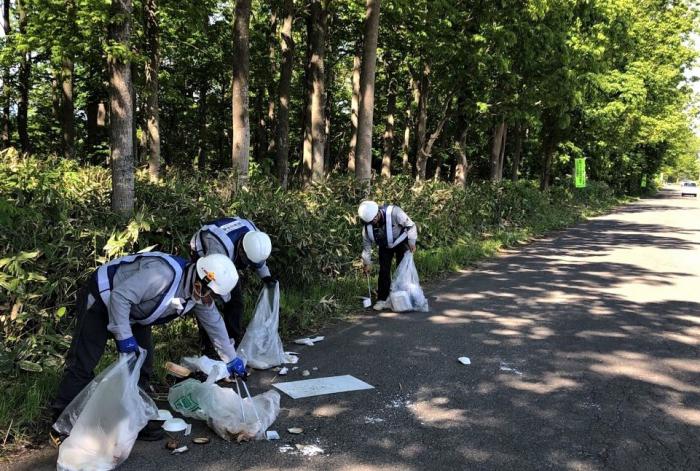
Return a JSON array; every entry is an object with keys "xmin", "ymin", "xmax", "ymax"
[
  {"xmin": 169, "ymin": 366, "xmax": 280, "ymax": 442},
  {"xmin": 389, "ymin": 252, "xmax": 429, "ymax": 312}
]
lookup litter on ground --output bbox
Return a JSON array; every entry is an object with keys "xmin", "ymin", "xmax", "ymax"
[
  {"xmin": 458, "ymin": 357, "xmax": 471, "ymax": 365},
  {"xmin": 302, "ymin": 370, "xmax": 310, "ymax": 377},
  {"xmin": 499, "ymin": 361, "xmax": 523, "ymax": 375},
  {"xmin": 273, "ymin": 375, "xmax": 374, "ymax": 399},
  {"xmin": 278, "ymin": 367, "xmax": 289, "ymax": 375},
  {"xmin": 296, "ymin": 444, "xmax": 324, "ymax": 456},
  {"xmin": 287, "ymin": 427, "xmax": 303, "ymax": 434},
  {"xmin": 293, "ymin": 336, "xmax": 325, "ymax": 346},
  {"xmin": 171, "ymin": 446, "xmax": 188, "ymax": 455},
  {"xmin": 266, "ymin": 430, "xmax": 280, "ymax": 440}
]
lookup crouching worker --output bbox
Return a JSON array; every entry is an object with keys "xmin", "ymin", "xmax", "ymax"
[
  {"xmin": 358, "ymin": 200, "xmax": 418, "ymax": 311},
  {"xmin": 190, "ymin": 217, "xmax": 276, "ymax": 354},
  {"xmin": 49, "ymin": 252, "xmax": 248, "ymax": 447}
]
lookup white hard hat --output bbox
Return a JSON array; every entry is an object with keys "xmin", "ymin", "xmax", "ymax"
[
  {"xmin": 196, "ymin": 253, "xmax": 239, "ymax": 295},
  {"xmin": 358, "ymin": 200, "xmax": 379, "ymax": 223},
  {"xmin": 242, "ymin": 231, "xmax": 272, "ymax": 264}
]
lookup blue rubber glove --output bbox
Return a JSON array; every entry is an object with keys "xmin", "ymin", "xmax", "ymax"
[
  {"xmin": 116, "ymin": 336, "xmax": 138, "ymax": 354},
  {"xmin": 226, "ymin": 357, "xmax": 248, "ymax": 380}
]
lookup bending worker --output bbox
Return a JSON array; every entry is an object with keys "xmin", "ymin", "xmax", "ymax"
[
  {"xmin": 358, "ymin": 200, "xmax": 418, "ymax": 310},
  {"xmin": 190, "ymin": 217, "xmax": 276, "ymax": 354},
  {"xmin": 50, "ymin": 251, "xmax": 247, "ymax": 444}
]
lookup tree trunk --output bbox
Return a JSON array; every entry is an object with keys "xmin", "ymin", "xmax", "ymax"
[
  {"xmin": 381, "ymin": 54, "xmax": 395, "ymax": 179},
  {"xmin": 301, "ymin": 11, "xmax": 312, "ymax": 183},
  {"xmin": 61, "ymin": 56, "xmax": 75, "ymax": 158},
  {"xmin": 254, "ymin": 87, "xmax": 266, "ymax": 162},
  {"xmin": 266, "ymin": 5, "xmax": 277, "ymax": 155},
  {"xmin": 307, "ymin": 0, "xmax": 327, "ymax": 184},
  {"xmin": 347, "ymin": 41, "xmax": 360, "ymax": 173},
  {"xmin": 511, "ymin": 123, "xmax": 523, "ymax": 182},
  {"xmin": 413, "ymin": 63, "xmax": 429, "ymax": 180},
  {"xmin": 231, "ymin": 0, "xmax": 251, "ymax": 187},
  {"xmin": 497, "ymin": 122, "xmax": 507, "ymax": 179},
  {"xmin": 197, "ymin": 80, "xmax": 208, "ymax": 171},
  {"xmin": 324, "ymin": 45, "xmax": 333, "ymax": 172},
  {"xmin": 275, "ymin": 0, "xmax": 294, "ymax": 188},
  {"xmin": 109, "ymin": 0, "xmax": 134, "ymax": 217},
  {"xmin": 354, "ymin": 0, "xmax": 381, "ymax": 181},
  {"xmin": 1, "ymin": 0, "xmax": 9, "ymax": 149},
  {"xmin": 401, "ymin": 86, "xmax": 411, "ymax": 173},
  {"xmin": 144, "ymin": 0, "xmax": 160, "ymax": 181},
  {"xmin": 490, "ymin": 120, "xmax": 506, "ymax": 182},
  {"xmin": 87, "ymin": 98, "xmax": 98, "ymax": 154},
  {"xmin": 419, "ymin": 94, "xmax": 452, "ymax": 180},
  {"xmin": 454, "ymin": 127, "xmax": 468, "ymax": 186},
  {"xmin": 17, "ymin": 0, "xmax": 30, "ymax": 153},
  {"xmin": 540, "ymin": 140, "xmax": 555, "ymax": 190}
]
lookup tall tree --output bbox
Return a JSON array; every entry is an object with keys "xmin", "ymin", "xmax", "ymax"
[
  {"xmin": 346, "ymin": 41, "xmax": 360, "ymax": 173},
  {"xmin": 109, "ymin": 0, "xmax": 134, "ymax": 217},
  {"xmin": 309, "ymin": 0, "xmax": 327, "ymax": 182},
  {"xmin": 354, "ymin": 0, "xmax": 380, "ymax": 181},
  {"xmin": 231, "ymin": 0, "xmax": 251, "ymax": 186},
  {"xmin": 490, "ymin": 120, "xmax": 506, "ymax": 182},
  {"xmin": 381, "ymin": 53, "xmax": 395, "ymax": 178},
  {"xmin": 60, "ymin": 0, "xmax": 77, "ymax": 159},
  {"xmin": 16, "ymin": 0, "xmax": 29, "ymax": 153},
  {"xmin": 413, "ymin": 62, "xmax": 429, "ymax": 179},
  {"xmin": 275, "ymin": 0, "xmax": 294, "ymax": 187},
  {"xmin": 1, "ymin": 0, "xmax": 10, "ymax": 149},
  {"xmin": 144, "ymin": 0, "xmax": 160, "ymax": 181}
]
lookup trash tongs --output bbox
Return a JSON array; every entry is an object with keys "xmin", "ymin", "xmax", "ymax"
[{"xmin": 234, "ymin": 376, "xmax": 264, "ymax": 433}]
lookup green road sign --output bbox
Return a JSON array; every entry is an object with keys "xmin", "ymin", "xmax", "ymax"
[{"xmin": 574, "ymin": 158, "xmax": 586, "ymax": 188}]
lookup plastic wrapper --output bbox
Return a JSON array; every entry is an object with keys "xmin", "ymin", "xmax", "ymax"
[
  {"xmin": 237, "ymin": 283, "xmax": 294, "ymax": 369},
  {"xmin": 54, "ymin": 349, "xmax": 158, "ymax": 471},
  {"xmin": 168, "ymin": 366, "xmax": 280, "ymax": 441},
  {"xmin": 181, "ymin": 355, "xmax": 228, "ymax": 381},
  {"xmin": 389, "ymin": 252, "xmax": 429, "ymax": 312}
]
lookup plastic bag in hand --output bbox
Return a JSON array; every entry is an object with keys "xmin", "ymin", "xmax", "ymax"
[
  {"xmin": 168, "ymin": 366, "xmax": 280, "ymax": 441},
  {"xmin": 389, "ymin": 252, "xmax": 429, "ymax": 312},
  {"xmin": 54, "ymin": 348, "xmax": 158, "ymax": 471},
  {"xmin": 237, "ymin": 283, "xmax": 290, "ymax": 369}
]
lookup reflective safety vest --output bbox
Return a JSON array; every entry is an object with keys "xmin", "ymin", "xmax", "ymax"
[
  {"xmin": 364, "ymin": 205, "xmax": 408, "ymax": 249},
  {"xmin": 192, "ymin": 217, "xmax": 258, "ymax": 260},
  {"xmin": 96, "ymin": 252, "xmax": 188, "ymax": 325}
]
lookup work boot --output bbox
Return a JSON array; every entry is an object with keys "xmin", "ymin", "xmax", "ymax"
[
  {"xmin": 49, "ymin": 427, "xmax": 68, "ymax": 449},
  {"xmin": 137, "ymin": 421, "xmax": 165, "ymax": 441},
  {"xmin": 373, "ymin": 299, "xmax": 390, "ymax": 311}
]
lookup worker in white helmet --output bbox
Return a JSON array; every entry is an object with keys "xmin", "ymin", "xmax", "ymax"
[
  {"xmin": 50, "ymin": 252, "xmax": 246, "ymax": 446},
  {"xmin": 190, "ymin": 217, "xmax": 275, "ymax": 353},
  {"xmin": 358, "ymin": 201, "xmax": 418, "ymax": 310}
]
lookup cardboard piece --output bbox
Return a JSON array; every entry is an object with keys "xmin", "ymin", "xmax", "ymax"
[{"xmin": 273, "ymin": 375, "xmax": 374, "ymax": 399}]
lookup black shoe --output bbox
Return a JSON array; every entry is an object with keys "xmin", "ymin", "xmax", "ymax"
[
  {"xmin": 137, "ymin": 421, "xmax": 165, "ymax": 441},
  {"xmin": 49, "ymin": 428, "xmax": 67, "ymax": 449}
]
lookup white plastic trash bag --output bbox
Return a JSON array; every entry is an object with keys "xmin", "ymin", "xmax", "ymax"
[
  {"xmin": 54, "ymin": 348, "xmax": 158, "ymax": 471},
  {"xmin": 389, "ymin": 252, "xmax": 429, "ymax": 312},
  {"xmin": 168, "ymin": 367, "xmax": 280, "ymax": 441},
  {"xmin": 237, "ymin": 283, "xmax": 293, "ymax": 369}
]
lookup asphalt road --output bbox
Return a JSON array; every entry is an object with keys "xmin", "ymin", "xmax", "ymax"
[{"xmin": 7, "ymin": 187, "xmax": 700, "ymax": 471}]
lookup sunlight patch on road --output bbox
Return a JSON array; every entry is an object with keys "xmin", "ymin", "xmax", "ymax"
[
  {"xmin": 312, "ymin": 404, "xmax": 349, "ymax": 418},
  {"xmin": 586, "ymin": 351, "xmax": 700, "ymax": 393},
  {"xmin": 408, "ymin": 398, "xmax": 466, "ymax": 428},
  {"xmin": 662, "ymin": 405, "xmax": 700, "ymax": 426},
  {"xmin": 502, "ymin": 373, "xmax": 579, "ymax": 394},
  {"xmin": 656, "ymin": 327, "xmax": 700, "ymax": 346}
]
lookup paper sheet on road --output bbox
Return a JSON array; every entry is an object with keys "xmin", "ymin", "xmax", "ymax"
[{"xmin": 272, "ymin": 375, "xmax": 374, "ymax": 399}]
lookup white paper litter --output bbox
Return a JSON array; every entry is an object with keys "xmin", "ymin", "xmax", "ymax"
[
  {"xmin": 458, "ymin": 357, "xmax": 471, "ymax": 365},
  {"xmin": 184, "ymin": 423, "xmax": 192, "ymax": 436},
  {"xmin": 273, "ymin": 375, "xmax": 374, "ymax": 399},
  {"xmin": 499, "ymin": 361, "xmax": 523, "ymax": 375},
  {"xmin": 266, "ymin": 430, "xmax": 280, "ymax": 440},
  {"xmin": 284, "ymin": 353, "xmax": 299, "ymax": 364},
  {"xmin": 293, "ymin": 336, "xmax": 325, "ymax": 346},
  {"xmin": 278, "ymin": 367, "xmax": 289, "ymax": 376},
  {"xmin": 296, "ymin": 444, "xmax": 324, "ymax": 456},
  {"xmin": 181, "ymin": 356, "xmax": 228, "ymax": 381}
]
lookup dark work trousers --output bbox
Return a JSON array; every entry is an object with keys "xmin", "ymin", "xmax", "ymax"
[
  {"xmin": 51, "ymin": 274, "xmax": 154, "ymax": 421},
  {"xmin": 198, "ymin": 280, "xmax": 244, "ymax": 357},
  {"xmin": 377, "ymin": 242, "xmax": 410, "ymax": 301}
]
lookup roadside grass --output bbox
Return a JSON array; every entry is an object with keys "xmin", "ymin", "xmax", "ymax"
[{"xmin": 0, "ymin": 189, "xmax": 629, "ymax": 460}]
